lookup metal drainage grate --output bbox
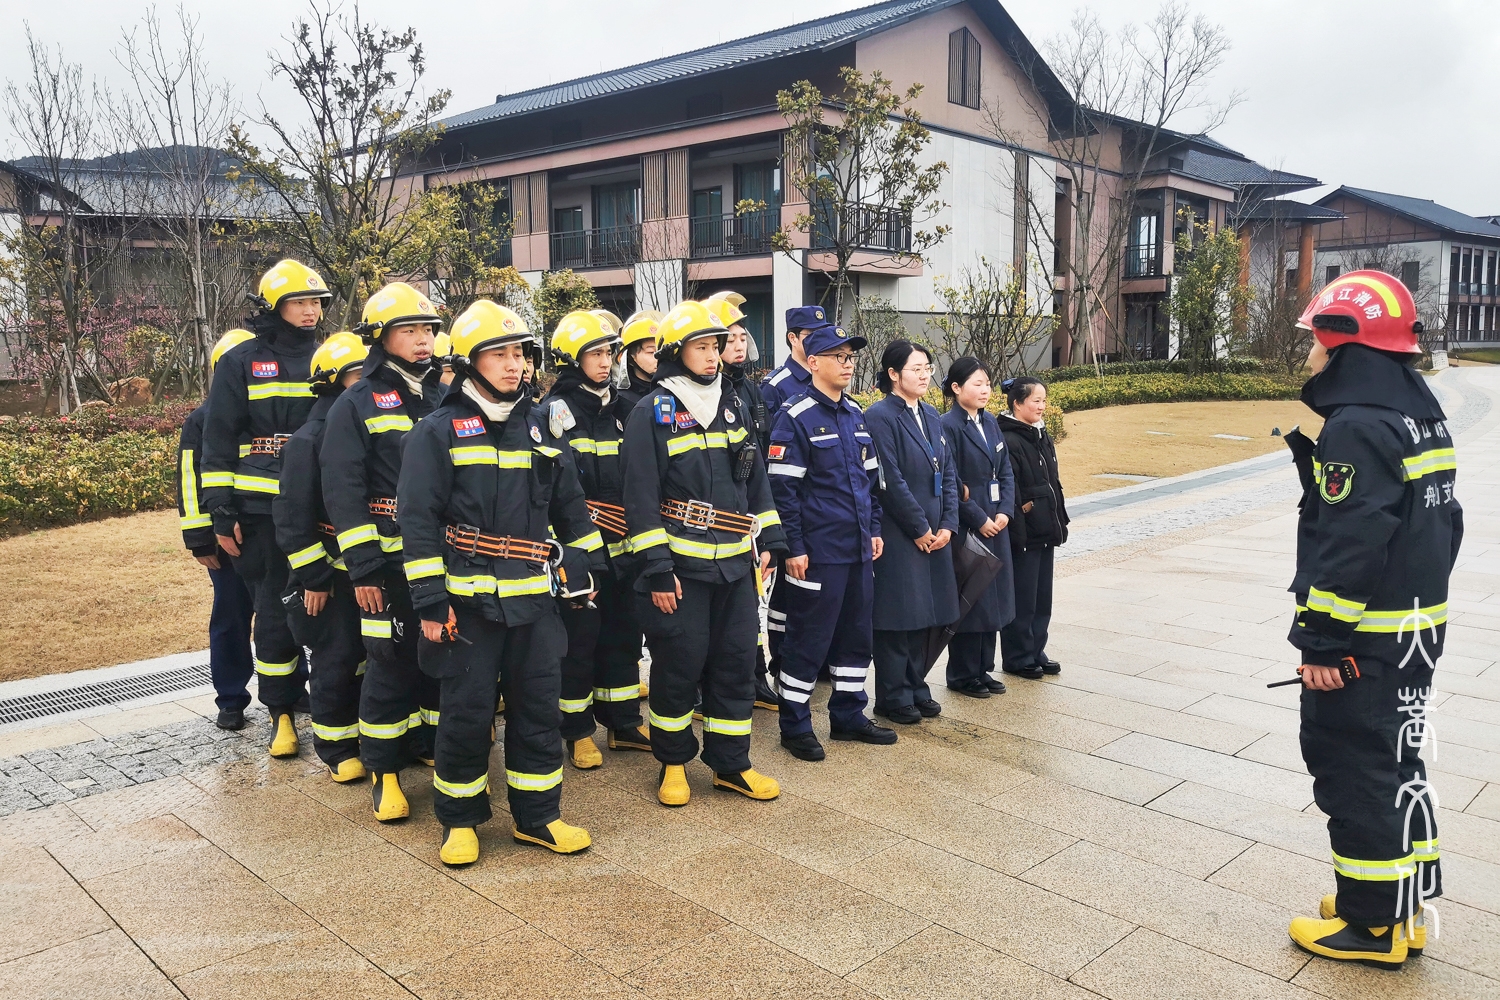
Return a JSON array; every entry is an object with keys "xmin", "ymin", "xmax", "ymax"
[{"xmin": 0, "ymin": 663, "xmax": 212, "ymax": 726}]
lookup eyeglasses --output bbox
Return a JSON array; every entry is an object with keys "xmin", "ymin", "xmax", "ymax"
[
  {"xmin": 903, "ymin": 363, "xmax": 934, "ymax": 376},
  {"xmin": 818, "ymin": 352, "xmax": 857, "ymax": 366}
]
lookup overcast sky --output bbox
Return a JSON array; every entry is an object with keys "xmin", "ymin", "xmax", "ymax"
[{"xmin": 4, "ymin": 0, "xmax": 1497, "ymax": 215}]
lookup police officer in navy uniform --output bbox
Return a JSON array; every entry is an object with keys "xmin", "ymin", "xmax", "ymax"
[
  {"xmin": 865, "ymin": 340, "xmax": 960, "ymax": 724},
  {"xmin": 766, "ymin": 323, "xmax": 896, "ymax": 761},
  {"xmin": 756, "ymin": 305, "xmax": 828, "ymax": 693}
]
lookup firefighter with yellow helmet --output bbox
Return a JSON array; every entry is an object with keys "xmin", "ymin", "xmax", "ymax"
[
  {"xmin": 620, "ymin": 300, "xmax": 787, "ymax": 807},
  {"xmin": 397, "ymin": 299, "xmax": 605, "ymax": 865},
  {"xmin": 178, "ymin": 329, "xmax": 257, "ymax": 732},
  {"xmin": 202, "ymin": 260, "xmax": 331, "ymax": 756},
  {"xmin": 273, "ymin": 333, "xmax": 371, "ymax": 781},
  {"xmin": 542, "ymin": 311, "xmax": 652, "ymax": 770},
  {"xmin": 616, "ymin": 310, "xmax": 663, "ymax": 414},
  {"xmin": 320, "ymin": 281, "xmax": 445, "ymax": 821}
]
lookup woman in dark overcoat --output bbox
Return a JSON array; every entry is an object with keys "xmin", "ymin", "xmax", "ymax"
[
  {"xmin": 998, "ymin": 376, "xmax": 1068, "ymax": 680},
  {"xmin": 865, "ymin": 340, "xmax": 959, "ymax": 725},
  {"xmin": 939, "ymin": 357, "xmax": 1016, "ymax": 697}
]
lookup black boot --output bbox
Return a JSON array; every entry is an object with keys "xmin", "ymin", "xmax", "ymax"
[{"xmin": 781, "ymin": 732, "xmax": 825, "ymax": 761}]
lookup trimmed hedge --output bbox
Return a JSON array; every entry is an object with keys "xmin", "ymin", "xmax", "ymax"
[
  {"xmin": 1046, "ymin": 372, "xmax": 1301, "ymax": 413},
  {"xmin": 1042, "ymin": 358, "xmax": 1275, "ymax": 384},
  {"xmin": 0, "ymin": 430, "xmax": 178, "ymax": 535},
  {"xmin": 0, "ymin": 399, "xmax": 196, "ymax": 442}
]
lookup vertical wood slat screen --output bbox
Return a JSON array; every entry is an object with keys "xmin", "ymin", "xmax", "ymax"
[
  {"xmin": 964, "ymin": 31, "xmax": 981, "ymax": 109},
  {"xmin": 948, "ymin": 29, "xmax": 965, "ymax": 105},
  {"xmin": 510, "ymin": 177, "xmax": 530, "ymax": 236},
  {"xmin": 642, "ymin": 152, "xmax": 667, "ymax": 221},
  {"xmin": 1013, "ymin": 151, "xmax": 1029, "ymax": 294},
  {"xmin": 666, "ymin": 148, "xmax": 689, "ymax": 218},
  {"xmin": 529, "ymin": 173, "xmax": 548, "ymax": 232}
]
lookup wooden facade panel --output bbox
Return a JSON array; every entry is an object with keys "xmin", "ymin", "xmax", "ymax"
[
  {"xmin": 529, "ymin": 173, "xmax": 549, "ymax": 232},
  {"xmin": 642, "ymin": 152, "xmax": 667, "ymax": 221},
  {"xmin": 665, "ymin": 148, "xmax": 689, "ymax": 219},
  {"xmin": 510, "ymin": 176, "xmax": 531, "ymax": 236}
]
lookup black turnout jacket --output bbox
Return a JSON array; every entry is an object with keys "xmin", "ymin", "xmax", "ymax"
[
  {"xmin": 320, "ymin": 346, "xmax": 444, "ymax": 586},
  {"xmin": 1287, "ymin": 344, "xmax": 1463, "ymax": 667},
  {"xmin": 541, "ymin": 367, "xmax": 628, "ymax": 561},
  {"xmin": 620, "ymin": 359, "xmax": 786, "ymax": 594},
  {"xmin": 273, "ymin": 390, "xmax": 346, "ymax": 593},
  {"xmin": 200, "ymin": 312, "xmax": 318, "ymax": 530},
  {"xmin": 397, "ymin": 382, "xmax": 605, "ymax": 626}
]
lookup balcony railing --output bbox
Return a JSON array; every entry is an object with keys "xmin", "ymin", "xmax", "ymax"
[
  {"xmin": 810, "ymin": 203, "xmax": 912, "ymax": 253},
  {"xmin": 1124, "ymin": 243, "xmax": 1160, "ymax": 278},
  {"xmin": 690, "ymin": 209, "xmax": 779, "ymax": 258},
  {"xmin": 550, "ymin": 224, "xmax": 641, "ymax": 269},
  {"xmin": 1451, "ymin": 281, "xmax": 1497, "ymax": 297}
]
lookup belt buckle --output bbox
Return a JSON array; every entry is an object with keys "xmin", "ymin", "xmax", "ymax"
[
  {"xmin": 272, "ymin": 432, "xmax": 292, "ymax": 457},
  {"xmin": 450, "ymin": 523, "xmax": 481, "ymax": 557},
  {"xmin": 683, "ymin": 499, "xmax": 714, "ymax": 532}
]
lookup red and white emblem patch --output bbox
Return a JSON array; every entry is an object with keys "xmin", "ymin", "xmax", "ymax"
[
  {"xmin": 372, "ymin": 390, "xmax": 401, "ymax": 409},
  {"xmin": 768, "ymin": 444, "xmax": 787, "ymax": 461},
  {"xmin": 251, "ymin": 361, "xmax": 279, "ymax": 378},
  {"xmin": 452, "ymin": 416, "xmax": 485, "ymax": 438}
]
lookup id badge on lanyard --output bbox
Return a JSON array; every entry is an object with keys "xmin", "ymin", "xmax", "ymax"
[
  {"xmin": 932, "ymin": 468, "xmax": 942, "ymax": 497},
  {"xmin": 989, "ymin": 480, "xmax": 1000, "ymax": 503}
]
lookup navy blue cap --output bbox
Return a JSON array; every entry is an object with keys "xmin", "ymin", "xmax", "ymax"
[
  {"xmin": 786, "ymin": 304, "xmax": 831, "ymax": 331},
  {"xmin": 802, "ymin": 325, "xmax": 866, "ymax": 356}
]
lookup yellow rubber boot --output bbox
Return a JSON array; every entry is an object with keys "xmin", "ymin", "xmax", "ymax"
[
  {"xmin": 1289, "ymin": 915, "xmax": 1407, "ymax": 969},
  {"xmin": 371, "ymin": 772, "xmax": 410, "ymax": 823},
  {"xmin": 657, "ymin": 764, "xmax": 690, "ymax": 807},
  {"xmin": 329, "ymin": 758, "xmax": 366, "ymax": 783},
  {"xmin": 269, "ymin": 712, "xmax": 299, "ymax": 758},
  {"xmin": 513, "ymin": 819, "xmax": 592, "ymax": 854},
  {"xmin": 569, "ymin": 736, "xmax": 603, "ymax": 769},
  {"xmin": 1321, "ymin": 895, "xmax": 1425, "ymax": 954},
  {"xmin": 607, "ymin": 725, "xmax": 652, "ymax": 752},
  {"xmin": 440, "ymin": 826, "xmax": 479, "ymax": 867},
  {"xmin": 713, "ymin": 768, "xmax": 780, "ymax": 801}
]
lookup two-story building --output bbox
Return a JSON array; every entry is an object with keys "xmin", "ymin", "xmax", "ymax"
[{"xmin": 409, "ymin": 0, "xmax": 1313, "ymax": 369}]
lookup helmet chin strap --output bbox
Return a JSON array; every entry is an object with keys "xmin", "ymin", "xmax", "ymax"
[
  {"xmin": 453, "ymin": 357, "xmax": 524, "ymax": 403},
  {"xmin": 385, "ymin": 352, "xmax": 434, "ymax": 378}
]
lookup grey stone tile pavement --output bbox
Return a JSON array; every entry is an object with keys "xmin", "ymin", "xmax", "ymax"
[{"xmin": 1, "ymin": 366, "xmax": 1496, "ymax": 999}]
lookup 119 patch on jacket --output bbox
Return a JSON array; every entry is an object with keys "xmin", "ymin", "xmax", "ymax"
[
  {"xmin": 1320, "ymin": 462, "xmax": 1355, "ymax": 504},
  {"xmin": 373, "ymin": 391, "xmax": 402, "ymax": 409},
  {"xmin": 251, "ymin": 361, "xmax": 279, "ymax": 378},
  {"xmin": 452, "ymin": 416, "xmax": 485, "ymax": 438}
]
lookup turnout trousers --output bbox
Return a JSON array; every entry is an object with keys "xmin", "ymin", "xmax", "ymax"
[
  {"xmin": 762, "ymin": 560, "xmax": 788, "ymax": 689},
  {"xmin": 359, "ymin": 567, "xmax": 440, "ymax": 772},
  {"xmin": 638, "ymin": 575, "xmax": 757, "ymax": 774},
  {"xmin": 777, "ymin": 561, "xmax": 873, "ymax": 736},
  {"xmin": 205, "ymin": 554, "xmax": 254, "ymax": 713},
  {"xmin": 873, "ymin": 628, "xmax": 934, "ymax": 712},
  {"xmin": 420, "ymin": 605, "xmax": 568, "ymax": 830},
  {"xmin": 1001, "ymin": 545, "xmax": 1054, "ymax": 672},
  {"xmin": 230, "ymin": 514, "xmax": 306, "ymax": 711},
  {"xmin": 947, "ymin": 631, "xmax": 998, "ymax": 685},
  {"xmin": 300, "ymin": 579, "xmax": 365, "ymax": 768},
  {"xmin": 1301, "ymin": 639, "xmax": 1442, "ymax": 927},
  {"xmin": 559, "ymin": 574, "xmax": 645, "ymax": 740}
]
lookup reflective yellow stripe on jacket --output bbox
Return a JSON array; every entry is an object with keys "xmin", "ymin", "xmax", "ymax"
[
  {"xmin": 179, "ymin": 451, "xmax": 211, "ymax": 530},
  {"xmin": 1401, "ymin": 447, "xmax": 1457, "ymax": 482},
  {"xmin": 365, "ymin": 414, "xmax": 414, "ymax": 435},
  {"xmin": 234, "ymin": 474, "xmax": 280, "ymax": 495},
  {"xmin": 246, "ymin": 383, "xmax": 315, "ymax": 401},
  {"xmin": 446, "ymin": 574, "xmax": 552, "ymax": 598},
  {"xmin": 450, "ymin": 446, "xmax": 531, "ymax": 468},
  {"xmin": 1306, "ymin": 586, "xmax": 1366, "ymax": 624}
]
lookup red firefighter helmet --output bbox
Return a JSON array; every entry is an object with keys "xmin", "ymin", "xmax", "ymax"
[{"xmin": 1297, "ymin": 269, "xmax": 1423, "ymax": 354}]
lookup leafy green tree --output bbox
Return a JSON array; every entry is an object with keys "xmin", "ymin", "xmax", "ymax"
[
  {"xmin": 776, "ymin": 67, "xmax": 950, "ymax": 325},
  {"xmin": 531, "ymin": 270, "xmax": 599, "ymax": 336},
  {"xmin": 1168, "ymin": 219, "xmax": 1250, "ymax": 373}
]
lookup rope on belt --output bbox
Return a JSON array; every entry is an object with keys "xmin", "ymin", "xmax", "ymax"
[
  {"xmin": 585, "ymin": 500, "xmax": 627, "ymax": 538},
  {"xmin": 444, "ymin": 524, "xmax": 556, "ymax": 566},
  {"xmin": 659, "ymin": 498, "xmax": 757, "ymax": 536}
]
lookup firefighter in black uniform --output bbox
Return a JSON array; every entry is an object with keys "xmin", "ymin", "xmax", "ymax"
[
  {"xmin": 543, "ymin": 311, "xmax": 652, "ymax": 770},
  {"xmin": 178, "ymin": 328, "xmax": 256, "ymax": 732},
  {"xmin": 274, "ymin": 332, "xmax": 370, "ymax": 782},
  {"xmin": 1283, "ymin": 271, "xmax": 1461, "ymax": 969},
  {"xmin": 202, "ymin": 259, "xmax": 330, "ymax": 758},
  {"xmin": 621, "ymin": 299, "xmax": 787, "ymax": 808},
  {"xmin": 398, "ymin": 299, "xmax": 604, "ymax": 866},
  {"xmin": 615, "ymin": 310, "xmax": 662, "ymax": 414},
  {"xmin": 705, "ymin": 292, "xmax": 780, "ymax": 712},
  {"xmin": 321, "ymin": 282, "xmax": 445, "ymax": 822}
]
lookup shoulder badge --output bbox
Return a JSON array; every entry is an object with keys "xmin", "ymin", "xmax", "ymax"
[
  {"xmin": 768, "ymin": 444, "xmax": 787, "ymax": 461},
  {"xmin": 452, "ymin": 416, "xmax": 484, "ymax": 438},
  {"xmin": 530, "ymin": 423, "xmax": 543, "ymax": 444},
  {"xmin": 548, "ymin": 398, "xmax": 576, "ymax": 438},
  {"xmin": 251, "ymin": 360, "xmax": 279, "ymax": 378},
  {"xmin": 616, "ymin": 418, "xmax": 624, "ymax": 432},
  {"xmin": 724, "ymin": 407, "xmax": 736, "ymax": 424},
  {"xmin": 372, "ymin": 390, "xmax": 401, "ymax": 409},
  {"xmin": 1320, "ymin": 462, "xmax": 1355, "ymax": 504}
]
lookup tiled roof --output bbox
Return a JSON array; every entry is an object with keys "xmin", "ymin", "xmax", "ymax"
[
  {"xmin": 1324, "ymin": 186, "xmax": 1500, "ymax": 241},
  {"xmin": 1235, "ymin": 199, "xmax": 1344, "ymax": 223},
  {"xmin": 1175, "ymin": 150, "xmax": 1318, "ymax": 191},
  {"xmin": 439, "ymin": 0, "xmax": 960, "ymax": 130}
]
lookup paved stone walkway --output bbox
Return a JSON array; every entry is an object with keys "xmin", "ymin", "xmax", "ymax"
[{"xmin": 2, "ymin": 368, "xmax": 1497, "ymax": 1000}]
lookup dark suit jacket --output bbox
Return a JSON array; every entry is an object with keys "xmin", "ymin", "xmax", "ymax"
[
  {"xmin": 866, "ymin": 393, "xmax": 960, "ymax": 630},
  {"xmin": 940, "ymin": 406, "xmax": 1016, "ymax": 631}
]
